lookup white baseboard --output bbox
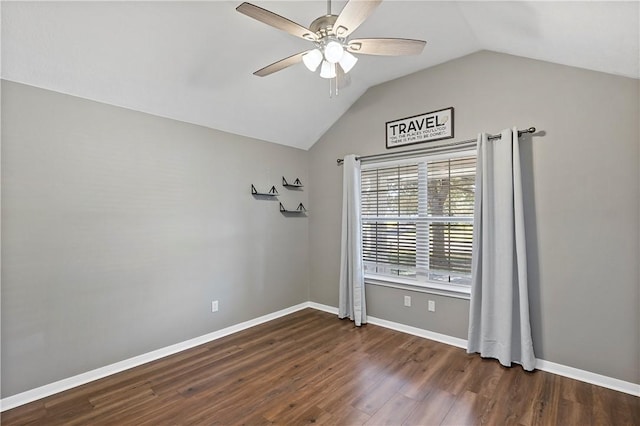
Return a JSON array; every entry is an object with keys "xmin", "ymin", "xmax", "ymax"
[
  {"xmin": 366, "ymin": 315, "xmax": 468, "ymax": 349},
  {"xmin": 308, "ymin": 302, "xmax": 639, "ymax": 397},
  {"xmin": 309, "ymin": 302, "xmax": 467, "ymax": 348},
  {"xmin": 535, "ymin": 359, "xmax": 640, "ymax": 397},
  {"xmin": 0, "ymin": 302, "xmax": 310, "ymax": 412},
  {"xmin": 2, "ymin": 301, "xmax": 637, "ymax": 412},
  {"xmin": 308, "ymin": 302, "xmax": 465, "ymax": 349},
  {"xmin": 307, "ymin": 301, "xmax": 338, "ymax": 315}
]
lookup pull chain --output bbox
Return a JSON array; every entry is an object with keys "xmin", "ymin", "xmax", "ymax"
[{"xmin": 328, "ymin": 75, "xmax": 339, "ymax": 98}]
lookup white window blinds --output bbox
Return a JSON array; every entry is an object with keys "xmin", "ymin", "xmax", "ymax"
[{"xmin": 361, "ymin": 153, "xmax": 476, "ymax": 287}]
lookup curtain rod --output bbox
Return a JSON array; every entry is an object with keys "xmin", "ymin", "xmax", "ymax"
[{"xmin": 336, "ymin": 126, "xmax": 536, "ymax": 165}]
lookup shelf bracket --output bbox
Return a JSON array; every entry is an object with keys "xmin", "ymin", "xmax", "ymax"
[
  {"xmin": 282, "ymin": 177, "xmax": 303, "ymax": 188},
  {"xmin": 280, "ymin": 202, "xmax": 307, "ymax": 213},
  {"xmin": 251, "ymin": 184, "xmax": 279, "ymax": 196}
]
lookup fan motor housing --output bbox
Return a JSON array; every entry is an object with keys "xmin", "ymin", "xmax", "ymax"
[{"xmin": 309, "ymin": 14, "xmax": 339, "ymax": 38}]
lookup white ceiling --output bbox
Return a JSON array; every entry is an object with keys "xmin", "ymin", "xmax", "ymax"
[{"xmin": 2, "ymin": 1, "xmax": 638, "ymax": 150}]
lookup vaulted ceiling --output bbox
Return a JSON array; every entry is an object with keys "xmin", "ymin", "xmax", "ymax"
[{"xmin": 2, "ymin": 1, "xmax": 638, "ymax": 150}]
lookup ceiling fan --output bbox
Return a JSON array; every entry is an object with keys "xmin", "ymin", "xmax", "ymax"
[{"xmin": 236, "ymin": 0, "xmax": 426, "ymax": 86}]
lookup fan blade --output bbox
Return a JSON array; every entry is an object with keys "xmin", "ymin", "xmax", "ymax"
[
  {"xmin": 236, "ymin": 2, "xmax": 317, "ymax": 41},
  {"xmin": 333, "ymin": 0, "xmax": 382, "ymax": 38},
  {"xmin": 347, "ymin": 38, "xmax": 426, "ymax": 56},
  {"xmin": 337, "ymin": 65, "xmax": 351, "ymax": 90},
  {"xmin": 254, "ymin": 50, "xmax": 310, "ymax": 77}
]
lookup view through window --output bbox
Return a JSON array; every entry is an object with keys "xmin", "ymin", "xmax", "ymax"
[{"xmin": 361, "ymin": 151, "xmax": 476, "ymax": 290}]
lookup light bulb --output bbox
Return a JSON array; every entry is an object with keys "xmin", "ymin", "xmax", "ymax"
[
  {"xmin": 320, "ymin": 60, "xmax": 336, "ymax": 79},
  {"xmin": 302, "ymin": 49, "xmax": 323, "ymax": 72},
  {"xmin": 324, "ymin": 41, "xmax": 344, "ymax": 64},
  {"xmin": 338, "ymin": 51, "xmax": 358, "ymax": 73}
]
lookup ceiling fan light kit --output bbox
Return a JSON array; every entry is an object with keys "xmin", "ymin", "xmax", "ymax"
[
  {"xmin": 236, "ymin": 0, "xmax": 426, "ymax": 94},
  {"xmin": 320, "ymin": 60, "xmax": 336, "ymax": 79},
  {"xmin": 302, "ymin": 49, "xmax": 323, "ymax": 72},
  {"xmin": 323, "ymin": 40, "xmax": 344, "ymax": 63},
  {"xmin": 303, "ymin": 37, "xmax": 358, "ymax": 79},
  {"xmin": 339, "ymin": 51, "xmax": 358, "ymax": 74}
]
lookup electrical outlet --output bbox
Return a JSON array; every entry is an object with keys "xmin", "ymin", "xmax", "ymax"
[
  {"xmin": 428, "ymin": 300, "xmax": 435, "ymax": 312},
  {"xmin": 404, "ymin": 295, "xmax": 411, "ymax": 307},
  {"xmin": 211, "ymin": 300, "xmax": 219, "ymax": 312}
]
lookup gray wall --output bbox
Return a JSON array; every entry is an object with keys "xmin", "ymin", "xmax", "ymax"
[
  {"xmin": 309, "ymin": 51, "xmax": 640, "ymax": 384},
  {"xmin": 1, "ymin": 81, "xmax": 309, "ymax": 397}
]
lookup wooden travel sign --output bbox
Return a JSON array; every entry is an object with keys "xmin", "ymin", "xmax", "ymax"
[{"xmin": 386, "ymin": 107, "xmax": 454, "ymax": 149}]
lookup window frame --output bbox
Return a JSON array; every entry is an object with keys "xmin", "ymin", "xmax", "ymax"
[{"xmin": 360, "ymin": 149, "xmax": 476, "ymax": 298}]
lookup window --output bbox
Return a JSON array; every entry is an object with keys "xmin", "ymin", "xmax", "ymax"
[{"xmin": 360, "ymin": 151, "xmax": 476, "ymax": 293}]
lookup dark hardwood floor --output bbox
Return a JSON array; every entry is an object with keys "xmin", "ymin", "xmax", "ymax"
[{"xmin": 2, "ymin": 308, "xmax": 639, "ymax": 425}]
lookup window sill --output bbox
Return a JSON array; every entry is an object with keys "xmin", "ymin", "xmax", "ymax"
[{"xmin": 364, "ymin": 274, "xmax": 471, "ymax": 300}]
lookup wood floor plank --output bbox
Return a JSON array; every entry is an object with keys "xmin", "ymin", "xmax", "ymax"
[
  {"xmin": 314, "ymin": 357, "xmax": 382, "ymax": 414},
  {"xmin": 556, "ymin": 398, "xmax": 593, "ymax": 426},
  {"xmin": 462, "ymin": 362, "xmax": 539, "ymax": 426},
  {"xmin": 363, "ymin": 393, "xmax": 418, "ymax": 425},
  {"xmin": 2, "ymin": 308, "xmax": 638, "ymax": 425},
  {"xmin": 592, "ymin": 382, "xmax": 639, "ymax": 425},
  {"xmin": 321, "ymin": 403, "xmax": 371, "ymax": 425},
  {"xmin": 398, "ymin": 344, "xmax": 455, "ymax": 401},
  {"xmin": 560, "ymin": 375, "xmax": 594, "ymax": 405},
  {"xmin": 428, "ymin": 349, "xmax": 477, "ymax": 397},
  {"xmin": 0, "ymin": 401, "xmax": 47, "ymax": 425},
  {"xmin": 462, "ymin": 356, "xmax": 505, "ymax": 399},
  {"xmin": 523, "ymin": 370, "xmax": 560, "ymax": 426},
  {"xmin": 351, "ymin": 356, "xmax": 420, "ymax": 415},
  {"xmin": 402, "ymin": 388, "xmax": 457, "ymax": 426},
  {"xmin": 440, "ymin": 390, "xmax": 490, "ymax": 425}
]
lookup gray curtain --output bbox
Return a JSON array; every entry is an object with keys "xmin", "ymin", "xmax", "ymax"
[
  {"xmin": 467, "ymin": 128, "xmax": 535, "ymax": 371},
  {"xmin": 338, "ymin": 154, "xmax": 366, "ymax": 326}
]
